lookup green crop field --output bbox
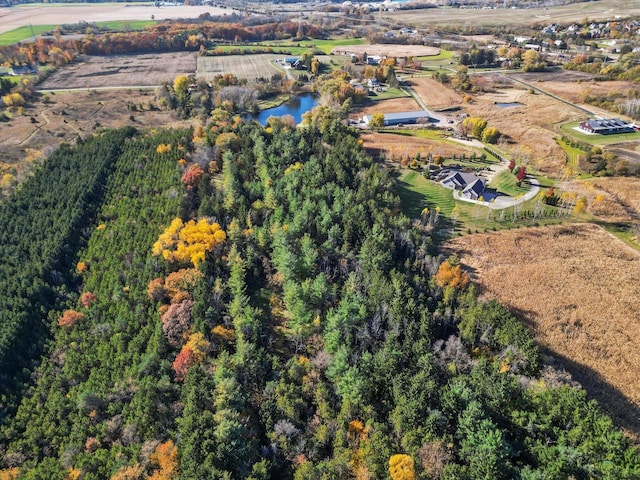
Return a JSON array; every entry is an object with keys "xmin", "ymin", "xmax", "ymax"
[
  {"xmin": 0, "ymin": 25, "xmax": 56, "ymax": 46},
  {"xmin": 0, "ymin": 20, "xmax": 154, "ymax": 46}
]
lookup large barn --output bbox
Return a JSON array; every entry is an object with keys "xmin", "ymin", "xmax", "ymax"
[
  {"xmin": 579, "ymin": 118, "xmax": 635, "ymax": 135},
  {"xmin": 362, "ymin": 110, "xmax": 435, "ymax": 126}
]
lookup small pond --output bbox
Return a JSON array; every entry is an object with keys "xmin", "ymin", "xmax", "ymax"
[
  {"xmin": 495, "ymin": 102, "xmax": 524, "ymax": 108},
  {"xmin": 249, "ymin": 94, "xmax": 320, "ymax": 125}
]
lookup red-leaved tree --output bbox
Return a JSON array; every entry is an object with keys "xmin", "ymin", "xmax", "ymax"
[
  {"xmin": 181, "ymin": 164, "xmax": 205, "ymax": 188},
  {"xmin": 172, "ymin": 347, "xmax": 196, "ymax": 382}
]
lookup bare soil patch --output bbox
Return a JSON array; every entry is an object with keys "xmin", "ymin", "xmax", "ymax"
[
  {"xmin": 0, "ymin": 4, "xmax": 235, "ymax": 35},
  {"xmin": 332, "ymin": 44, "xmax": 440, "ymax": 57},
  {"xmin": 360, "ymin": 131, "xmax": 475, "ymax": 160},
  {"xmin": 197, "ymin": 54, "xmax": 284, "ymax": 81},
  {"xmin": 39, "ymin": 53, "xmax": 197, "ymax": 90},
  {"xmin": 406, "ymin": 77, "xmax": 461, "ymax": 110},
  {"xmin": 0, "ymin": 89, "xmax": 190, "ymax": 173},
  {"xmin": 444, "ymin": 223, "xmax": 640, "ymax": 438}
]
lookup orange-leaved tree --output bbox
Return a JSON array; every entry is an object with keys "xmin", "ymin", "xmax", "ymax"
[
  {"xmin": 152, "ymin": 218, "xmax": 226, "ymax": 268},
  {"xmin": 148, "ymin": 440, "xmax": 179, "ymax": 480},
  {"xmin": 58, "ymin": 310, "xmax": 84, "ymax": 328}
]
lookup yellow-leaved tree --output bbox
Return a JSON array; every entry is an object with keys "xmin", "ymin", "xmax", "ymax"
[
  {"xmin": 152, "ymin": 218, "xmax": 226, "ymax": 267},
  {"xmin": 389, "ymin": 454, "xmax": 416, "ymax": 480}
]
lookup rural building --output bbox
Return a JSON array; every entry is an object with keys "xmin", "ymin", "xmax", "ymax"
[
  {"xmin": 283, "ymin": 57, "xmax": 301, "ymax": 68},
  {"xmin": 362, "ymin": 110, "xmax": 434, "ymax": 126},
  {"xmin": 442, "ymin": 171, "xmax": 486, "ymax": 200},
  {"xmin": 8, "ymin": 65, "xmax": 37, "ymax": 76},
  {"xmin": 579, "ymin": 118, "xmax": 635, "ymax": 135}
]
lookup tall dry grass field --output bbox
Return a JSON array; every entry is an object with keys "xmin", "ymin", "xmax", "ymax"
[
  {"xmin": 444, "ymin": 223, "xmax": 640, "ymax": 438},
  {"xmin": 406, "ymin": 77, "xmax": 461, "ymax": 110},
  {"xmin": 465, "ymin": 82, "xmax": 584, "ymax": 175},
  {"xmin": 560, "ymin": 177, "xmax": 640, "ymax": 221},
  {"xmin": 359, "ymin": 131, "xmax": 476, "ymax": 160}
]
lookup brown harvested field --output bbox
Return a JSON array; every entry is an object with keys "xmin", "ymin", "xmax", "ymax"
[
  {"xmin": 332, "ymin": 44, "xmax": 440, "ymax": 57},
  {"xmin": 559, "ymin": 177, "xmax": 640, "ymax": 222},
  {"xmin": 0, "ymin": 89, "xmax": 190, "ymax": 173},
  {"xmin": 197, "ymin": 54, "xmax": 284, "ymax": 81},
  {"xmin": 387, "ymin": 0, "xmax": 640, "ymax": 27},
  {"xmin": 465, "ymin": 75, "xmax": 584, "ymax": 175},
  {"xmin": 38, "ymin": 53, "xmax": 197, "ymax": 90},
  {"xmin": 444, "ymin": 223, "xmax": 640, "ymax": 438},
  {"xmin": 405, "ymin": 77, "xmax": 461, "ymax": 110},
  {"xmin": 0, "ymin": 4, "xmax": 235, "ymax": 35},
  {"xmin": 359, "ymin": 131, "xmax": 476, "ymax": 160},
  {"xmin": 349, "ymin": 97, "xmax": 421, "ymax": 120}
]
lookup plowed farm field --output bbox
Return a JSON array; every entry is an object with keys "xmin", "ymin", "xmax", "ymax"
[
  {"xmin": 197, "ymin": 54, "xmax": 284, "ymax": 81},
  {"xmin": 38, "ymin": 53, "xmax": 198, "ymax": 89}
]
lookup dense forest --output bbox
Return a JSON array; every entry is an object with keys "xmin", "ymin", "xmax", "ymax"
[{"xmin": 0, "ymin": 119, "xmax": 639, "ymax": 479}]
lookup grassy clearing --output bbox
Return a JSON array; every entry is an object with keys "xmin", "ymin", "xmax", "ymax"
[{"xmin": 561, "ymin": 121, "xmax": 640, "ymax": 145}]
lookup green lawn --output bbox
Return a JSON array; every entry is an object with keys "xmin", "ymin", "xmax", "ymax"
[
  {"xmin": 417, "ymin": 50, "xmax": 454, "ymax": 62},
  {"xmin": 396, "ymin": 168, "xmax": 565, "ymax": 240},
  {"xmin": 367, "ymin": 87, "xmax": 410, "ymax": 101},
  {"xmin": 561, "ymin": 121, "xmax": 640, "ymax": 145},
  {"xmin": 488, "ymin": 170, "xmax": 529, "ymax": 196}
]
